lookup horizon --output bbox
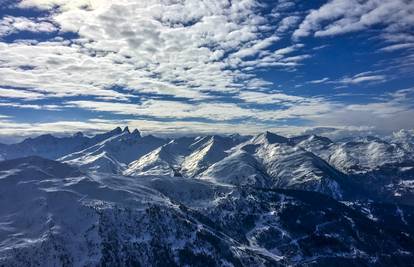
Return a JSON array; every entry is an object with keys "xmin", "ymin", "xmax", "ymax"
[
  {"xmin": 1, "ymin": 124, "xmax": 411, "ymax": 145},
  {"xmin": 0, "ymin": 0, "xmax": 413, "ymax": 142}
]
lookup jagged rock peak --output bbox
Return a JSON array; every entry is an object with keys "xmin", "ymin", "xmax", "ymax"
[
  {"xmin": 123, "ymin": 126, "xmax": 130, "ymax": 133},
  {"xmin": 110, "ymin": 127, "xmax": 123, "ymax": 134},
  {"xmin": 132, "ymin": 128, "xmax": 141, "ymax": 137}
]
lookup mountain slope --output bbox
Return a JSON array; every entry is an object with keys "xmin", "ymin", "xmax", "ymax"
[
  {"xmin": 124, "ymin": 136, "xmax": 199, "ymax": 176},
  {"xmin": 181, "ymin": 135, "xmax": 240, "ymax": 177},
  {"xmin": 1, "ymin": 128, "xmax": 413, "ymax": 203},
  {"xmin": 1, "ymin": 157, "xmax": 413, "ymax": 266},
  {"xmin": 201, "ymin": 132, "xmax": 347, "ymax": 199},
  {"xmin": 328, "ymin": 137, "xmax": 410, "ymax": 174},
  {"xmin": 61, "ymin": 127, "xmax": 166, "ymax": 173},
  {"xmin": 125, "ymin": 135, "xmax": 243, "ymax": 177}
]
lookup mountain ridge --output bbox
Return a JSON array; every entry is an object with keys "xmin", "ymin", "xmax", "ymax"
[
  {"xmin": 1, "ymin": 126, "xmax": 413, "ymax": 203},
  {"xmin": 1, "ymin": 127, "xmax": 414, "ymax": 266}
]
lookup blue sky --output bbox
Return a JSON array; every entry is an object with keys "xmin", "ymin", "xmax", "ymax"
[{"xmin": 0, "ymin": 0, "xmax": 413, "ymax": 141}]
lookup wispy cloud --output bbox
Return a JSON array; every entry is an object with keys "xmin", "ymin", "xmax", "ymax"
[
  {"xmin": 379, "ymin": 43, "xmax": 414, "ymax": 52},
  {"xmin": 66, "ymin": 97, "xmax": 335, "ymax": 122},
  {"xmin": 238, "ymin": 91, "xmax": 307, "ymax": 104},
  {"xmin": 293, "ymin": 0, "xmax": 414, "ymax": 47},
  {"xmin": 337, "ymin": 73, "xmax": 387, "ymax": 85},
  {"xmin": 1, "ymin": 88, "xmax": 413, "ymax": 141},
  {"xmin": 0, "ymin": 101, "xmax": 61, "ymax": 110},
  {"xmin": 311, "ymin": 87, "xmax": 414, "ymax": 132},
  {"xmin": 307, "ymin": 72, "xmax": 388, "ymax": 86},
  {"xmin": 0, "ymin": 87, "xmax": 45, "ymax": 100},
  {"xmin": 308, "ymin": 77, "xmax": 329, "ymax": 84}
]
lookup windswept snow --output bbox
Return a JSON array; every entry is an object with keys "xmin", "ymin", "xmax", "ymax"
[
  {"xmin": 60, "ymin": 129, "xmax": 166, "ymax": 174},
  {"xmin": 124, "ymin": 135, "xmax": 243, "ymax": 178},
  {"xmin": 1, "ymin": 156, "xmax": 414, "ymax": 266},
  {"xmin": 200, "ymin": 132, "xmax": 345, "ymax": 199}
]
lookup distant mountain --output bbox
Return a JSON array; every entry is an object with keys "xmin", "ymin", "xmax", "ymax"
[
  {"xmin": 0, "ymin": 127, "xmax": 126, "ymax": 160},
  {"xmin": 291, "ymin": 134, "xmax": 411, "ymax": 173},
  {"xmin": 390, "ymin": 129, "xmax": 414, "ymax": 153},
  {"xmin": 328, "ymin": 138, "xmax": 410, "ymax": 174},
  {"xmin": 1, "ymin": 156, "xmax": 413, "ymax": 266},
  {"xmin": 289, "ymin": 134, "xmax": 334, "ymax": 160},
  {"xmin": 60, "ymin": 127, "xmax": 167, "ymax": 173},
  {"xmin": 1, "ymin": 128, "xmax": 413, "ymax": 203}
]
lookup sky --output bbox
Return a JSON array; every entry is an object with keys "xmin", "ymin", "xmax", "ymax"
[{"xmin": 0, "ymin": 0, "xmax": 413, "ymax": 142}]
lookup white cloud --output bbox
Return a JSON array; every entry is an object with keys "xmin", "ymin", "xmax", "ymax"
[
  {"xmin": 307, "ymin": 72, "xmax": 388, "ymax": 86},
  {"xmin": 17, "ymin": 0, "xmax": 101, "ymax": 10},
  {"xmin": 308, "ymin": 77, "xmax": 329, "ymax": 84},
  {"xmin": 277, "ymin": 15, "xmax": 301, "ymax": 33},
  {"xmin": 238, "ymin": 91, "xmax": 305, "ymax": 104},
  {"xmin": 0, "ymin": 16, "xmax": 57, "ymax": 36},
  {"xmin": 300, "ymin": 126, "xmax": 377, "ymax": 141},
  {"xmin": 310, "ymin": 87, "xmax": 414, "ymax": 132},
  {"xmin": 379, "ymin": 43, "xmax": 414, "ymax": 52},
  {"xmin": 66, "ymin": 95, "xmax": 338, "ymax": 123},
  {"xmin": 0, "ymin": 87, "xmax": 45, "ymax": 100},
  {"xmin": 293, "ymin": 0, "xmax": 414, "ymax": 46},
  {"xmin": 0, "ymin": 0, "xmax": 314, "ymax": 107},
  {"xmin": 66, "ymin": 100, "xmax": 262, "ymax": 121},
  {"xmin": 0, "ymin": 0, "xmax": 411, "ymax": 138},
  {"xmin": 0, "ymin": 101, "xmax": 61, "ymax": 110},
  {"xmin": 338, "ymin": 74, "xmax": 387, "ymax": 85},
  {"xmin": 1, "ymin": 88, "xmax": 414, "ymax": 142}
]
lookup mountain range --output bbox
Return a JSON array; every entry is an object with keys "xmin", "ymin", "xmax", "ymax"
[{"xmin": 0, "ymin": 127, "xmax": 413, "ymax": 266}]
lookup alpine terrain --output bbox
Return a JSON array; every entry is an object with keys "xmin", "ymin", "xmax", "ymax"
[{"xmin": 0, "ymin": 127, "xmax": 414, "ymax": 266}]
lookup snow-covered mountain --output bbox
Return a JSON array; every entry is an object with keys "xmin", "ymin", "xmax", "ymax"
[
  {"xmin": 1, "ymin": 156, "xmax": 413, "ymax": 266},
  {"xmin": 124, "ymin": 136, "xmax": 199, "ymax": 176},
  {"xmin": 124, "ymin": 135, "xmax": 244, "ymax": 177},
  {"xmin": 328, "ymin": 137, "xmax": 410, "ymax": 174},
  {"xmin": 292, "ymin": 134, "xmax": 412, "ymax": 174},
  {"xmin": 0, "ymin": 127, "xmax": 128, "ymax": 161},
  {"xmin": 1, "ymin": 127, "xmax": 413, "ymax": 201},
  {"xmin": 125, "ymin": 132, "xmax": 347, "ymax": 199},
  {"xmin": 390, "ymin": 129, "xmax": 414, "ymax": 153},
  {"xmin": 200, "ymin": 132, "xmax": 347, "ymax": 199},
  {"xmin": 1, "ymin": 127, "xmax": 414, "ymax": 265},
  {"xmin": 60, "ymin": 127, "xmax": 167, "ymax": 173}
]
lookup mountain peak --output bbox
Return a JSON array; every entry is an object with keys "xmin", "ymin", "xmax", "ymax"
[
  {"xmin": 123, "ymin": 126, "xmax": 130, "ymax": 133},
  {"xmin": 111, "ymin": 127, "xmax": 123, "ymax": 134},
  {"xmin": 254, "ymin": 131, "xmax": 289, "ymax": 145},
  {"xmin": 132, "ymin": 128, "xmax": 141, "ymax": 137},
  {"xmin": 73, "ymin": 132, "xmax": 84, "ymax": 138},
  {"xmin": 308, "ymin": 134, "xmax": 333, "ymax": 144}
]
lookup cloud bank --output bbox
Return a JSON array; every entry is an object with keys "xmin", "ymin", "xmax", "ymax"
[{"xmin": 0, "ymin": 0, "xmax": 412, "ymax": 139}]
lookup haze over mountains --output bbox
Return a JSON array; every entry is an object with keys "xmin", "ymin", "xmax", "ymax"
[{"xmin": 0, "ymin": 127, "xmax": 414, "ymax": 266}]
